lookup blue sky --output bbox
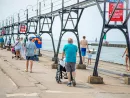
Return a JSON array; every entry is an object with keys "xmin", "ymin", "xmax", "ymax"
[{"xmin": 0, "ymin": 0, "xmax": 129, "ymax": 42}]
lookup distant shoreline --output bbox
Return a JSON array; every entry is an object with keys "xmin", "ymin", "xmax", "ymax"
[
  {"xmin": 89, "ymin": 43, "xmax": 126, "ymax": 48},
  {"xmin": 41, "ymin": 50, "xmax": 125, "ymax": 66}
]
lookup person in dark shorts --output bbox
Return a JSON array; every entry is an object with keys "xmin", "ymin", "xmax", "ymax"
[
  {"xmin": 80, "ymin": 36, "xmax": 88, "ymax": 64},
  {"xmin": 25, "ymin": 37, "xmax": 36, "ymax": 73},
  {"xmin": 62, "ymin": 38, "xmax": 78, "ymax": 87}
]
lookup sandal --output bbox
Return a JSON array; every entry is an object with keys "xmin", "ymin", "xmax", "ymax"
[
  {"xmin": 25, "ymin": 69, "xmax": 28, "ymax": 72},
  {"xmin": 67, "ymin": 83, "xmax": 71, "ymax": 87}
]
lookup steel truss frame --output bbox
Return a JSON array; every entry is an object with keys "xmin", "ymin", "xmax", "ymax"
[
  {"xmin": 0, "ymin": 0, "xmax": 100, "ymax": 60},
  {"xmin": 3, "ymin": 20, "xmax": 13, "ymax": 45},
  {"xmin": 1, "ymin": 0, "xmax": 125, "ymax": 78},
  {"xmin": 25, "ymin": 9, "xmax": 38, "ymax": 39},
  {"xmin": 55, "ymin": 0, "xmax": 84, "ymax": 64},
  {"xmin": 38, "ymin": 2, "xmax": 56, "ymax": 60},
  {"xmin": 93, "ymin": 0, "xmax": 130, "ymax": 76}
]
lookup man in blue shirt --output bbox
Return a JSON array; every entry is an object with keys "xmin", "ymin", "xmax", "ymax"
[
  {"xmin": 25, "ymin": 37, "xmax": 36, "ymax": 73},
  {"xmin": 62, "ymin": 38, "xmax": 78, "ymax": 87},
  {"xmin": 0, "ymin": 36, "xmax": 4, "ymax": 49}
]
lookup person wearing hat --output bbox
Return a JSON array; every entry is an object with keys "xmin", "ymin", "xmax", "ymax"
[{"xmin": 25, "ymin": 37, "xmax": 36, "ymax": 73}]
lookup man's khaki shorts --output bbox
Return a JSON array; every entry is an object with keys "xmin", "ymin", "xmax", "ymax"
[{"xmin": 65, "ymin": 62, "xmax": 76, "ymax": 72}]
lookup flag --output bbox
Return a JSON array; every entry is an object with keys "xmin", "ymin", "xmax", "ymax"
[{"xmin": 103, "ymin": 34, "xmax": 106, "ymax": 40}]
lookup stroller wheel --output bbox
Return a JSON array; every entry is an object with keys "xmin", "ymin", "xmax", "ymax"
[
  {"xmin": 56, "ymin": 78, "xmax": 62, "ymax": 84},
  {"xmin": 55, "ymin": 72, "xmax": 62, "ymax": 84}
]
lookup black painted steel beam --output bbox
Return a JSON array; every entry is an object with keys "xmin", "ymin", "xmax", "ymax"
[{"xmin": 123, "ymin": 12, "xmax": 130, "ymax": 25}]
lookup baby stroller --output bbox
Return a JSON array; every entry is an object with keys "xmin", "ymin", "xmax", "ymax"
[
  {"xmin": 55, "ymin": 59, "xmax": 68, "ymax": 83},
  {"xmin": 11, "ymin": 47, "xmax": 16, "ymax": 59}
]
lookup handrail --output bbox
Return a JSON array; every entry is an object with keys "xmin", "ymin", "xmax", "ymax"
[{"xmin": 0, "ymin": 0, "xmax": 97, "ymax": 29}]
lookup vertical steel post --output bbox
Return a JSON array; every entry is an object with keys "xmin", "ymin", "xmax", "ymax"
[
  {"xmin": 93, "ymin": 0, "xmax": 107, "ymax": 76},
  {"xmin": 50, "ymin": 2, "xmax": 56, "ymax": 60},
  {"xmin": 38, "ymin": 2, "xmax": 41, "ymax": 56},
  {"xmin": 9, "ymin": 18, "xmax": 11, "ymax": 39},
  {"xmin": 11, "ymin": 16, "xmax": 13, "ymax": 43},
  {"xmin": 55, "ymin": 0, "xmax": 64, "ymax": 64},
  {"xmin": 11, "ymin": 17, "xmax": 12, "ymax": 24},
  {"xmin": 126, "ymin": 0, "xmax": 130, "ymax": 71},
  {"xmin": 26, "ymin": 9, "xmax": 29, "ymax": 41},
  {"xmin": 12, "ymin": 14, "xmax": 15, "ymax": 43},
  {"xmin": 5, "ymin": 19, "xmax": 8, "ymax": 44},
  {"xmin": 36, "ymin": 0, "xmax": 39, "ymax": 17},
  {"xmin": 125, "ymin": 27, "xmax": 130, "ymax": 72},
  {"xmin": 76, "ymin": 0, "xmax": 83, "ymax": 64},
  {"xmin": 39, "ymin": 2, "xmax": 41, "ymax": 33},
  {"xmin": 77, "ymin": 0, "xmax": 79, "ymax": 5},
  {"xmin": 17, "ymin": 13, "xmax": 20, "ymax": 39},
  {"xmin": 126, "ymin": 0, "xmax": 128, "ymax": 19},
  {"xmin": 18, "ymin": 13, "xmax": 20, "ymax": 23},
  {"xmin": 61, "ymin": 0, "xmax": 64, "ymax": 31},
  {"xmin": 18, "ymin": 13, "xmax": 20, "ymax": 34}
]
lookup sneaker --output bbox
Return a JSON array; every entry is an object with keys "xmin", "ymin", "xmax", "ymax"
[
  {"xmin": 72, "ymin": 79, "xmax": 76, "ymax": 87},
  {"xmin": 67, "ymin": 83, "xmax": 71, "ymax": 87}
]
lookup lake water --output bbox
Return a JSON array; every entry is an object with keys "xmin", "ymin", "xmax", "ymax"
[{"xmin": 42, "ymin": 40, "xmax": 126, "ymax": 65}]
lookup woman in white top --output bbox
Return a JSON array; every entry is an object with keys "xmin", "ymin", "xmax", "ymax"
[
  {"xmin": 80, "ymin": 36, "xmax": 88, "ymax": 64},
  {"xmin": 14, "ymin": 38, "xmax": 21, "ymax": 59},
  {"xmin": 20, "ymin": 37, "xmax": 26, "ymax": 59}
]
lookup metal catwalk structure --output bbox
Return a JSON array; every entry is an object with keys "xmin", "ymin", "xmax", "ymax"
[
  {"xmin": 0, "ymin": 0, "xmax": 100, "ymax": 62},
  {"xmin": 0, "ymin": 0, "xmax": 129, "ymax": 77},
  {"xmin": 93, "ymin": 0, "xmax": 130, "ymax": 76},
  {"xmin": 0, "ymin": 0, "xmax": 100, "ymax": 63}
]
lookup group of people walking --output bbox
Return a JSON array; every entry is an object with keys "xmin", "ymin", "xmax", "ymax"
[
  {"xmin": 12, "ymin": 37, "xmax": 25, "ymax": 60},
  {"xmin": 62, "ymin": 36, "xmax": 130, "ymax": 87},
  {"xmin": 0, "ymin": 36, "xmax": 37, "ymax": 73},
  {"xmin": 13, "ymin": 37, "xmax": 37, "ymax": 73},
  {"xmin": 1, "ymin": 35, "xmax": 129, "ymax": 87}
]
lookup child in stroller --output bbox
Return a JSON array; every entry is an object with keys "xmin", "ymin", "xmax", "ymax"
[{"xmin": 56, "ymin": 58, "xmax": 68, "ymax": 83}]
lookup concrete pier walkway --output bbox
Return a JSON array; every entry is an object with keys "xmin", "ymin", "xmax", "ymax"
[{"xmin": 0, "ymin": 49, "xmax": 130, "ymax": 98}]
